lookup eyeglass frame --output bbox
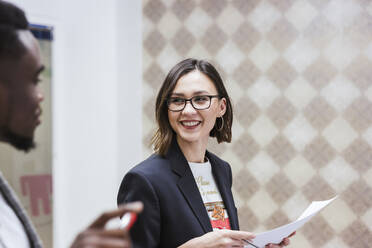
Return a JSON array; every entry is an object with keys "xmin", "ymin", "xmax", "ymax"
[{"xmin": 166, "ymin": 95, "xmax": 221, "ymax": 112}]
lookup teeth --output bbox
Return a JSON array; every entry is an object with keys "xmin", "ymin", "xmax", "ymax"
[{"xmin": 182, "ymin": 121, "xmax": 199, "ymax": 126}]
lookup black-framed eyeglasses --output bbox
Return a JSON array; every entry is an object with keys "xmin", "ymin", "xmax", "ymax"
[{"xmin": 167, "ymin": 95, "xmax": 220, "ymax": 112}]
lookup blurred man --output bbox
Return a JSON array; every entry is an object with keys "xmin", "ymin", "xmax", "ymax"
[{"xmin": 0, "ymin": 1, "xmax": 142, "ymax": 247}]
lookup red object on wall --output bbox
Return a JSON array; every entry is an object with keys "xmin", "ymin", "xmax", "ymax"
[{"xmin": 20, "ymin": 174, "xmax": 52, "ymax": 217}]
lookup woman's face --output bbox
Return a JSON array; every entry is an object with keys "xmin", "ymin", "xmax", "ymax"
[{"xmin": 168, "ymin": 70, "xmax": 226, "ymax": 146}]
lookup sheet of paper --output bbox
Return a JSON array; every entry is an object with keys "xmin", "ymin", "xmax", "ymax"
[{"xmin": 244, "ymin": 196, "xmax": 337, "ymax": 248}]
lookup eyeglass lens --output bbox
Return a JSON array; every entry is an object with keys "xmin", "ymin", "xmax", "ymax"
[{"xmin": 168, "ymin": 95, "xmax": 212, "ymax": 111}]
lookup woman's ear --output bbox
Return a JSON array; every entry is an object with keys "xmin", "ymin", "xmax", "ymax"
[{"xmin": 219, "ymin": 97, "xmax": 227, "ymax": 117}]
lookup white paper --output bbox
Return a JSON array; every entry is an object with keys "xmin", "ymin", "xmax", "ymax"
[{"xmin": 244, "ymin": 196, "xmax": 337, "ymax": 248}]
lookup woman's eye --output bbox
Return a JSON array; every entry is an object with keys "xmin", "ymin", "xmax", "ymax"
[
  {"xmin": 170, "ymin": 98, "xmax": 184, "ymax": 104},
  {"xmin": 194, "ymin": 96, "xmax": 209, "ymax": 102}
]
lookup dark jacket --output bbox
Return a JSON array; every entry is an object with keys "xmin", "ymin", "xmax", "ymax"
[{"xmin": 117, "ymin": 140, "xmax": 239, "ymax": 248}]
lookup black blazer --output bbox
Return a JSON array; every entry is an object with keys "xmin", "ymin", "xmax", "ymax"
[{"xmin": 117, "ymin": 140, "xmax": 239, "ymax": 248}]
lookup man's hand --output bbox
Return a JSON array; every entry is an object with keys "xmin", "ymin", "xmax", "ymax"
[{"xmin": 71, "ymin": 202, "xmax": 143, "ymax": 248}]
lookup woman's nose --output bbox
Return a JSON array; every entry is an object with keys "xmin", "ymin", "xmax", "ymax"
[{"xmin": 182, "ymin": 100, "xmax": 197, "ymax": 114}]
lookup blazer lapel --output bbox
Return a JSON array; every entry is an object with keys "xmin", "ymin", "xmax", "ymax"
[
  {"xmin": 167, "ymin": 139, "xmax": 213, "ymax": 233},
  {"xmin": 207, "ymin": 151, "xmax": 239, "ymax": 230}
]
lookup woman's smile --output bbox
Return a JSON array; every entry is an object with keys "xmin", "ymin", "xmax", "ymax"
[{"xmin": 180, "ymin": 120, "xmax": 201, "ymax": 128}]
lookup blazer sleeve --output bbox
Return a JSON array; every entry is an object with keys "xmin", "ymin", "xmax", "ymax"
[{"xmin": 117, "ymin": 171, "xmax": 160, "ymax": 248}]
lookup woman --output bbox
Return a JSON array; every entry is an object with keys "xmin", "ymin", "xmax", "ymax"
[{"xmin": 117, "ymin": 59, "xmax": 292, "ymax": 248}]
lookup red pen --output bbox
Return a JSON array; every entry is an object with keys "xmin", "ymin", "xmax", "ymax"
[{"xmin": 119, "ymin": 212, "xmax": 137, "ymax": 230}]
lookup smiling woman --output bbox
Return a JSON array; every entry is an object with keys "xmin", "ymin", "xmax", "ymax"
[
  {"xmin": 117, "ymin": 59, "xmax": 250, "ymax": 248},
  {"xmin": 152, "ymin": 59, "xmax": 233, "ymax": 157}
]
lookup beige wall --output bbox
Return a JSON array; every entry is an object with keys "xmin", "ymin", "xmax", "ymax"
[{"xmin": 141, "ymin": 0, "xmax": 372, "ymax": 247}]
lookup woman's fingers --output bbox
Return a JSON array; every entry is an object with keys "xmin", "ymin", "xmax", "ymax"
[
  {"xmin": 222, "ymin": 229, "xmax": 256, "ymax": 240},
  {"xmin": 265, "ymin": 231, "xmax": 295, "ymax": 247}
]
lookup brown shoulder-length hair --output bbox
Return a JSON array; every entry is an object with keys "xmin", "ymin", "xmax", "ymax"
[{"xmin": 151, "ymin": 58, "xmax": 233, "ymax": 156}]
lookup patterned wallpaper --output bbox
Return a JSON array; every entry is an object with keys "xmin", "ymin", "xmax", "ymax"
[{"xmin": 141, "ymin": 0, "xmax": 372, "ymax": 247}]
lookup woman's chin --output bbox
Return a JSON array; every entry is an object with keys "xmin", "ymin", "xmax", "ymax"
[{"xmin": 177, "ymin": 132, "xmax": 210, "ymax": 146}]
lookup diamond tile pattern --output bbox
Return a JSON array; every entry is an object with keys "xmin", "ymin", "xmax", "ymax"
[
  {"xmin": 234, "ymin": 96, "xmax": 260, "ymax": 127},
  {"xmin": 303, "ymin": 15, "xmax": 337, "ymax": 50},
  {"xmin": 304, "ymin": 97, "xmax": 336, "ymax": 130},
  {"xmin": 142, "ymin": 1, "xmax": 372, "ymax": 247},
  {"xmin": 201, "ymin": 24, "xmax": 227, "ymax": 55},
  {"xmin": 267, "ymin": 97, "xmax": 296, "ymax": 129},
  {"xmin": 302, "ymin": 175, "xmax": 336, "ymax": 201},
  {"xmin": 302, "ymin": 215, "xmax": 334, "ymax": 246},
  {"xmin": 143, "ymin": 0, "xmax": 166, "ymax": 23},
  {"xmin": 267, "ymin": 58, "xmax": 298, "ymax": 89},
  {"xmin": 342, "ymin": 180, "xmax": 372, "ymax": 216},
  {"xmin": 171, "ymin": 27, "xmax": 196, "ymax": 55},
  {"xmin": 303, "ymin": 136, "xmax": 336, "ymax": 168},
  {"xmin": 200, "ymin": 0, "xmax": 227, "ymax": 18},
  {"xmin": 171, "ymin": 0, "xmax": 195, "ymax": 21},
  {"xmin": 341, "ymin": 220, "xmax": 372, "ymax": 248},
  {"xmin": 232, "ymin": 59, "xmax": 260, "ymax": 87},
  {"xmin": 233, "ymin": 168, "xmax": 260, "ymax": 200},
  {"xmin": 266, "ymin": 172, "xmax": 296, "ymax": 205},
  {"xmin": 264, "ymin": 209, "xmax": 290, "ymax": 230},
  {"xmin": 345, "ymin": 55, "xmax": 372, "ymax": 91},
  {"xmin": 232, "ymin": 22, "xmax": 261, "ymax": 54},
  {"xmin": 266, "ymin": 135, "xmax": 296, "ymax": 165},
  {"xmin": 231, "ymin": 0, "xmax": 259, "ymax": 15},
  {"xmin": 303, "ymin": 57, "xmax": 337, "ymax": 90},
  {"xmin": 267, "ymin": 18, "xmax": 298, "ymax": 51}
]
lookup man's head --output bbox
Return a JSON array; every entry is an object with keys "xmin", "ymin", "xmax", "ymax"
[{"xmin": 0, "ymin": 1, "xmax": 44, "ymax": 152}]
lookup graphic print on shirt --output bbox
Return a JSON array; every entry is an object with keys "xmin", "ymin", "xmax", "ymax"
[
  {"xmin": 206, "ymin": 201, "xmax": 231, "ymax": 230},
  {"xmin": 190, "ymin": 161, "xmax": 231, "ymax": 230}
]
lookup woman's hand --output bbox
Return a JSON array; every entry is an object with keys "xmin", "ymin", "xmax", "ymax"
[
  {"xmin": 179, "ymin": 229, "xmax": 255, "ymax": 248},
  {"xmin": 265, "ymin": 231, "xmax": 296, "ymax": 248}
]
